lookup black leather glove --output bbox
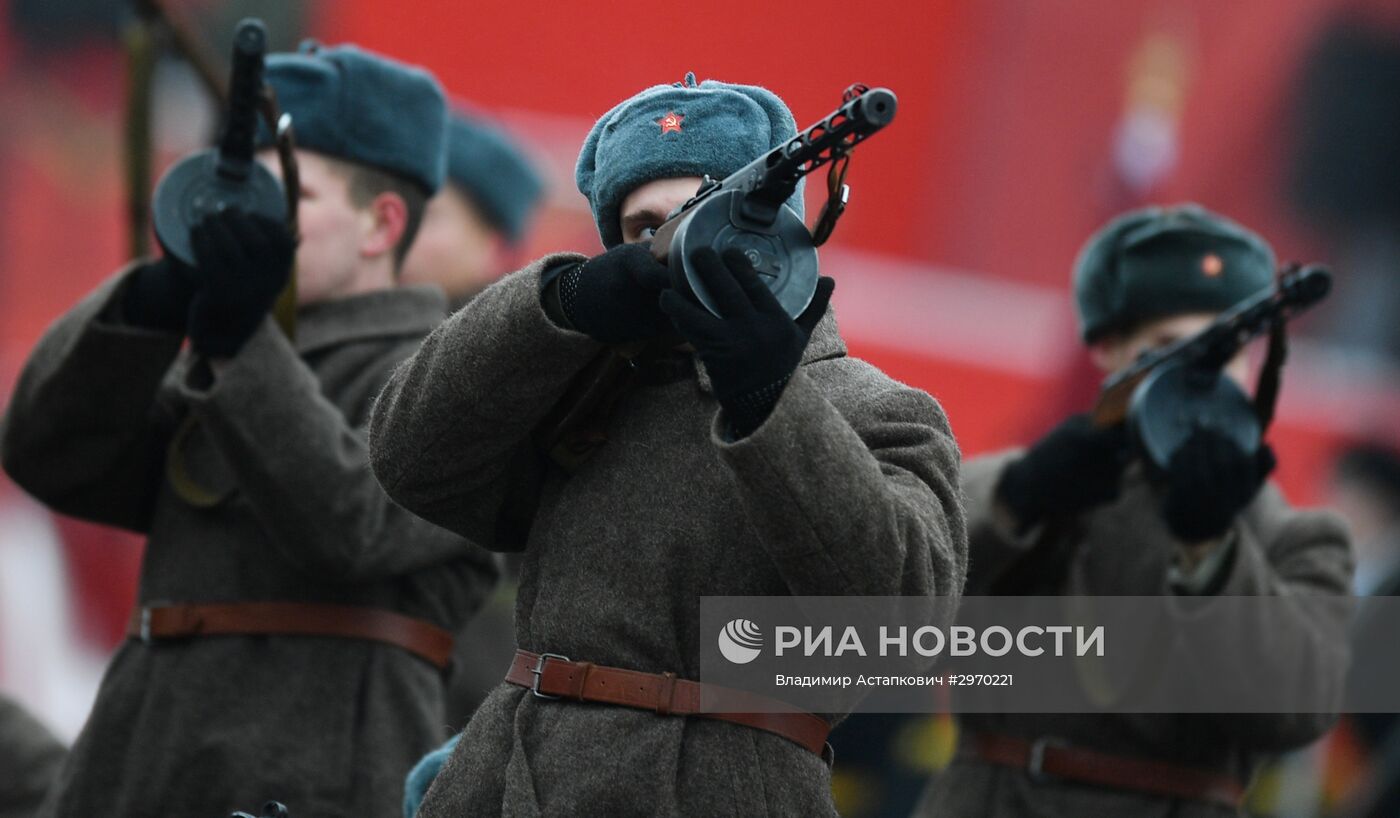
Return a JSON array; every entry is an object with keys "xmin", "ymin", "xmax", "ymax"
[
  {"xmin": 186, "ymin": 209, "xmax": 296, "ymax": 358},
  {"xmin": 1160, "ymin": 428, "xmax": 1276, "ymax": 542},
  {"xmin": 998, "ymin": 414, "xmax": 1130, "ymax": 529},
  {"xmin": 121, "ymin": 255, "xmax": 199, "ymax": 332},
  {"xmin": 553, "ymin": 243, "xmax": 671, "ymax": 343},
  {"xmin": 660, "ymin": 247, "xmax": 834, "ymax": 438}
]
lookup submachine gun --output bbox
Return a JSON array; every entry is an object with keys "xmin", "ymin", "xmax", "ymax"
[
  {"xmin": 150, "ymin": 18, "xmax": 292, "ymax": 269},
  {"xmin": 537, "ymin": 85, "xmax": 897, "ymax": 468},
  {"xmin": 648, "ymin": 85, "xmax": 897, "ymax": 318},
  {"xmin": 1091, "ymin": 264, "xmax": 1333, "ymax": 471},
  {"xmin": 153, "ymin": 18, "xmax": 300, "ymax": 508},
  {"xmin": 990, "ymin": 264, "xmax": 1332, "ymax": 596}
]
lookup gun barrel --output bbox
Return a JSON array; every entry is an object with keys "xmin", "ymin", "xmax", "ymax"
[
  {"xmin": 1280, "ymin": 265, "xmax": 1331, "ymax": 311},
  {"xmin": 716, "ymin": 86, "xmax": 899, "ymax": 220},
  {"xmin": 654, "ymin": 84, "xmax": 899, "ymax": 252},
  {"xmin": 762, "ymin": 87, "xmax": 898, "ymax": 189},
  {"xmin": 851, "ymin": 88, "xmax": 897, "ymax": 128},
  {"xmin": 1092, "ymin": 264, "xmax": 1332, "ymax": 426},
  {"xmin": 216, "ymin": 19, "xmax": 268, "ymax": 181}
]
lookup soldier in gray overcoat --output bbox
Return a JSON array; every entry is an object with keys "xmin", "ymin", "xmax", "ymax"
[
  {"xmin": 0, "ymin": 44, "xmax": 497, "ymax": 816},
  {"xmin": 398, "ymin": 104, "xmax": 547, "ymax": 738},
  {"xmin": 915, "ymin": 205, "xmax": 1354, "ymax": 818},
  {"xmin": 371, "ymin": 76, "xmax": 968, "ymax": 817},
  {"xmin": 400, "ymin": 105, "xmax": 545, "ymax": 311}
]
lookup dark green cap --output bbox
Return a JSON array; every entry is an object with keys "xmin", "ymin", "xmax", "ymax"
[{"xmin": 1073, "ymin": 203, "xmax": 1277, "ymax": 343}]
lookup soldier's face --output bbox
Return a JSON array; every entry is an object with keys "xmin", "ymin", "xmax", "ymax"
[
  {"xmin": 399, "ymin": 184, "xmax": 504, "ymax": 304},
  {"xmin": 256, "ymin": 149, "xmax": 374, "ymax": 305},
  {"xmin": 619, "ymin": 176, "xmax": 705, "ymax": 244},
  {"xmin": 1091, "ymin": 312, "xmax": 1251, "ymax": 387}
]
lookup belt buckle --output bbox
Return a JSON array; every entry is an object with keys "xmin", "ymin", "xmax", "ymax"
[
  {"xmin": 1027, "ymin": 736, "xmax": 1067, "ymax": 784},
  {"xmin": 530, "ymin": 652, "xmax": 570, "ymax": 700},
  {"xmin": 138, "ymin": 607, "xmax": 153, "ymax": 643}
]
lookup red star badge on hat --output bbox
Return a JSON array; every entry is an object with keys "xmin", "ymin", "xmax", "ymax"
[
  {"xmin": 656, "ymin": 112, "xmax": 684, "ymax": 134},
  {"xmin": 1201, "ymin": 253, "xmax": 1224, "ymax": 277}
]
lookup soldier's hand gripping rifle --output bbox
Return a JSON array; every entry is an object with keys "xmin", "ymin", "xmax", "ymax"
[
  {"xmin": 144, "ymin": 16, "xmax": 301, "ymax": 338},
  {"xmin": 1091, "ymin": 264, "xmax": 1332, "ymax": 471},
  {"xmin": 536, "ymin": 86, "xmax": 896, "ymax": 469},
  {"xmin": 649, "ymin": 85, "xmax": 898, "ymax": 318},
  {"xmin": 153, "ymin": 19, "xmax": 300, "ymax": 508},
  {"xmin": 989, "ymin": 265, "xmax": 1331, "ymax": 595},
  {"xmin": 151, "ymin": 19, "xmax": 288, "ymax": 267}
]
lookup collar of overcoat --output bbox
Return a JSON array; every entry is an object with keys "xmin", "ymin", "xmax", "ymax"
[
  {"xmin": 292, "ymin": 285, "xmax": 448, "ymax": 356},
  {"xmin": 692, "ymin": 306, "xmax": 847, "ymax": 394}
]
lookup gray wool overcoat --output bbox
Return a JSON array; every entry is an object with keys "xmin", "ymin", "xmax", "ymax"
[
  {"xmin": 368, "ymin": 254, "xmax": 969, "ymax": 817},
  {"xmin": 0, "ymin": 266, "xmax": 499, "ymax": 817},
  {"xmin": 0, "ymin": 693, "xmax": 65, "ymax": 818},
  {"xmin": 915, "ymin": 449, "xmax": 1354, "ymax": 818}
]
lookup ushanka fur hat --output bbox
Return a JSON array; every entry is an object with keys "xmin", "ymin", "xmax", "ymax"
[
  {"xmin": 444, "ymin": 106, "xmax": 544, "ymax": 243},
  {"xmin": 261, "ymin": 41, "xmax": 448, "ymax": 194},
  {"xmin": 1073, "ymin": 203, "xmax": 1276, "ymax": 342},
  {"xmin": 576, "ymin": 73, "xmax": 805, "ymax": 248}
]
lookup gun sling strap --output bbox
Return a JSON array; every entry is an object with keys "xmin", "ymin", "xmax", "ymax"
[
  {"xmin": 127, "ymin": 602, "xmax": 454, "ymax": 669},
  {"xmin": 971, "ymin": 733, "xmax": 1244, "ymax": 808},
  {"xmin": 505, "ymin": 650, "xmax": 832, "ymax": 758}
]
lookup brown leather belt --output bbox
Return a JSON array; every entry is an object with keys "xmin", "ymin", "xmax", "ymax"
[
  {"xmin": 505, "ymin": 650, "xmax": 831, "ymax": 757},
  {"xmin": 972, "ymin": 733, "xmax": 1244, "ymax": 809},
  {"xmin": 127, "ymin": 602, "xmax": 454, "ymax": 669}
]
